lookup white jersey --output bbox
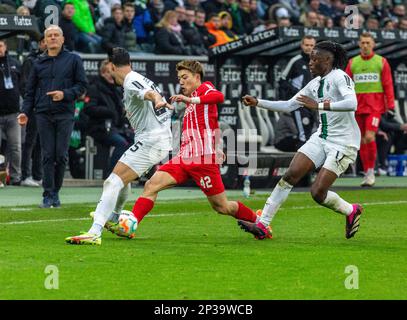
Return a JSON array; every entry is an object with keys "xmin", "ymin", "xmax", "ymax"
[
  {"xmin": 294, "ymin": 68, "xmax": 361, "ymax": 149},
  {"xmin": 122, "ymin": 71, "xmax": 172, "ymax": 150}
]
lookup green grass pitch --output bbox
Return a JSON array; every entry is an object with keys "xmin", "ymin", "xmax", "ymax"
[{"xmin": 0, "ymin": 187, "xmax": 406, "ymax": 300}]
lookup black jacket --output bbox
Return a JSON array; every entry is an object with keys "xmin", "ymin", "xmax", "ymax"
[
  {"xmin": 101, "ymin": 18, "xmax": 126, "ymax": 52},
  {"xmin": 22, "ymin": 49, "xmax": 87, "ymax": 115},
  {"xmin": 59, "ymin": 15, "xmax": 78, "ymax": 52},
  {"xmin": 154, "ymin": 27, "xmax": 188, "ymax": 55},
  {"xmin": 84, "ymin": 75, "xmax": 126, "ymax": 141},
  {"xmin": 0, "ymin": 53, "xmax": 21, "ymax": 116},
  {"xmin": 196, "ymin": 25, "xmax": 216, "ymax": 48}
]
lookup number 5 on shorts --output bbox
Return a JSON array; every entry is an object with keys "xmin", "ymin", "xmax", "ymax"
[{"xmin": 129, "ymin": 141, "xmax": 143, "ymax": 152}]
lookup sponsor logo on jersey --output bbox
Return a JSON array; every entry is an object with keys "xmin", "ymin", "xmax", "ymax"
[{"xmin": 354, "ymin": 73, "xmax": 380, "ymax": 83}]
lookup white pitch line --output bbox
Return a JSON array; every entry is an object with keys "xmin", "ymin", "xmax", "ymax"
[
  {"xmin": 0, "ymin": 212, "xmax": 205, "ymax": 225},
  {"xmin": 1, "ymin": 200, "xmax": 407, "ymax": 226}
]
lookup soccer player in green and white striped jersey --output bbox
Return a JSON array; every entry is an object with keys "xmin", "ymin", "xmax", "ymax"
[{"xmin": 239, "ymin": 41, "xmax": 363, "ymax": 240}]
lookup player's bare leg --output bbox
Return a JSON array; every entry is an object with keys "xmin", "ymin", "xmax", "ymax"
[
  {"xmin": 238, "ymin": 152, "xmax": 315, "ymax": 239},
  {"xmin": 360, "ymin": 130, "xmax": 376, "ymax": 187},
  {"xmin": 207, "ymin": 192, "xmax": 272, "ymax": 238},
  {"xmin": 312, "ymin": 168, "xmax": 363, "ymax": 239},
  {"xmin": 130, "ymin": 171, "xmax": 178, "ymax": 225},
  {"xmin": 66, "ymin": 162, "xmax": 138, "ymax": 245}
]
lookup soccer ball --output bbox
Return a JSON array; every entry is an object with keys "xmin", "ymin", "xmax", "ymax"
[{"xmin": 118, "ymin": 212, "xmax": 138, "ymax": 239}]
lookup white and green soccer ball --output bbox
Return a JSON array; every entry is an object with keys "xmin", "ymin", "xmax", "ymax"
[{"xmin": 118, "ymin": 211, "xmax": 138, "ymax": 239}]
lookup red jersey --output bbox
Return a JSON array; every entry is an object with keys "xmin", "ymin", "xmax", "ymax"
[{"xmin": 179, "ymin": 81, "xmax": 224, "ymax": 159}]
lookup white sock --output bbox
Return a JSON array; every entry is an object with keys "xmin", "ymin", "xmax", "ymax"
[
  {"xmin": 260, "ymin": 179, "xmax": 293, "ymax": 227},
  {"xmin": 113, "ymin": 183, "xmax": 131, "ymax": 214},
  {"xmin": 88, "ymin": 173, "xmax": 124, "ymax": 236},
  {"xmin": 321, "ymin": 191, "xmax": 353, "ymax": 216}
]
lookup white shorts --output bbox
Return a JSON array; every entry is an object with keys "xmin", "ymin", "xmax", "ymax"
[
  {"xmin": 119, "ymin": 139, "xmax": 170, "ymax": 176},
  {"xmin": 298, "ymin": 134, "xmax": 358, "ymax": 177}
]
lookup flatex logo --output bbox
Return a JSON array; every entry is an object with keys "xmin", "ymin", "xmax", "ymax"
[
  {"xmin": 220, "ymin": 67, "xmax": 241, "ymax": 83},
  {"xmin": 324, "ymin": 28, "xmax": 339, "ymax": 38},
  {"xmin": 304, "ymin": 28, "xmax": 320, "ymax": 38},
  {"xmin": 246, "ymin": 66, "xmax": 267, "ymax": 83},
  {"xmin": 14, "ymin": 15, "xmax": 33, "ymax": 26},
  {"xmin": 381, "ymin": 30, "xmax": 396, "ymax": 40},
  {"xmin": 283, "ymin": 27, "xmax": 300, "ymax": 37},
  {"xmin": 0, "ymin": 17, "xmax": 8, "ymax": 26}
]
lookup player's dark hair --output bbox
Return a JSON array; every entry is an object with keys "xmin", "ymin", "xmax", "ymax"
[
  {"xmin": 315, "ymin": 40, "xmax": 347, "ymax": 70},
  {"xmin": 108, "ymin": 47, "xmax": 130, "ymax": 67}
]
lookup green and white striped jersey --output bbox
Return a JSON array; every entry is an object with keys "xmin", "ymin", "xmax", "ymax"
[{"xmin": 294, "ymin": 68, "xmax": 361, "ymax": 149}]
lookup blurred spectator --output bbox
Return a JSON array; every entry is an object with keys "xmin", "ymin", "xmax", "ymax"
[
  {"xmin": 383, "ymin": 17, "xmax": 396, "ymax": 29},
  {"xmin": 14, "ymin": 5, "xmax": 32, "ymax": 55},
  {"xmin": 0, "ymin": 0, "xmax": 15, "ymax": 12},
  {"xmin": 300, "ymin": 11, "xmax": 321, "ymax": 27},
  {"xmin": 96, "ymin": 0, "xmax": 122, "ymax": 30},
  {"xmin": 225, "ymin": 0, "xmax": 242, "ymax": 34},
  {"xmin": 164, "ymin": 0, "xmax": 185, "ymax": 11},
  {"xmin": 324, "ymin": 16, "xmax": 334, "ymax": 27},
  {"xmin": 371, "ymin": 0, "xmax": 391, "ymax": 21},
  {"xmin": 219, "ymin": 11, "xmax": 239, "ymax": 41},
  {"xmin": 252, "ymin": 19, "xmax": 277, "ymax": 33},
  {"xmin": 149, "ymin": 0, "xmax": 166, "ymax": 24},
  {"xmin": 185, "ymin": 0, "xmax": 203, "ymax": 11},
  {"xmin": 391, "ymin": 4, "xmax": 406, "ymax": 23},
  {"xmin": 68, "ymin": 92, "xmax": 88, "ymax": 179},
  {"xmin": 376, "ymin": 112, "xmax": 407, "ymax": 175},
  {"xmin": 181, "ymin": 8, "xmax": 209, "ymax": 55},
  {"xmin": 154, "ymin": 10, "xmax": 190, "ymax": 54},
  {"xmin": 24, "ymin": 0, "xmax": 61, "ymax": 32},
  {"xmin": 277, "ymin": 16, "xmax": 292, "ymax": 26},
  {"xmin": 133, "ymin": 0, "xmax": 155, "ymax": 45},
  {"xmin": 84, "ymin": 60, "xmax": 130, "ymax": 175},
  {"xmin": 16, "ymin": 5, "xmax": 30, "ymax": 15},
  {"xmin": 0, "ymin": 39, "xmax": 22, "ymax": 186},
  {"xmin": 123, "ymin": 2, "xmax": 139, "ymax": 52},
  {"xmin": 205, "ymin": 13, "xmax": 234, "ymax": 47},
  {"xmin": 20, "ymin": 25, "xmax": 87, "ymax": 208},
  {"xmin": 268, "ymin": 4, "xmax": 291, "ymax": 23},
  {"xmin": 366, "ymin": 16, "xmax": 380, "ymax": 29},
  {"xmin": 20, "ymin": 35, "xmax": 46, "ymax": 187},
  {"xmin": 398, "ymin": 16, "xmax": 407, "ymax": 29},
  {"xmin": 278, "ymin": 0, "xmax": 301, "ymax": 23},
  {"xmin": 101, "ymin": 5, "xmax": 126, "ymax": 52},
  {"xmin": 66, "ymin": 0, "xmax": 102, "ymax": 53},
  {"xmin": 203, "ymin": 0, "xmax": 227, "ymax": 15},
  {"xmin": 59, "ymin": 2, "xmax": 78, "ymax": 51},
  {"xmin": 195, "ymin": 9, "xmax": 217, "ymax": 48}
]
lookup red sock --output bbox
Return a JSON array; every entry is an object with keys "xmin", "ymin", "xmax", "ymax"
[
  {"xmin": 132, "ymin": 197, "xmax": 154, "ymax": 223},
  {"xmin": 235, "ymin": 201, "xmax": 257, "ymax": 222},
  {"xmin": 359, "ymin": 143, "xmax": 369, "ymax": 172},
  {"xmin": 366, "ymin": 141, "xmax": 377, "ymax": 170}
]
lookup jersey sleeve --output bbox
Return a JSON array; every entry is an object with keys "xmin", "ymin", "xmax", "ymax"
[
  {"xmin": 126, "ymin": 78, "xmax": 151, "ymax": 100},
  {"xmin": 336, "ymin": 72, "xmax": 355, "ymax": 97}
]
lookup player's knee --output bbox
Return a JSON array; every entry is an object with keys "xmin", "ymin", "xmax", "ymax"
[
  {"xmin": 364, "ymin": 133, "xmax": 376, "ymax": 143},
  {"xmin": 310, "ymin": 185, "xmax": 327, "ymax": 204},
  {"xmin": 143, "ymin": 178, "xmax": 160, "ymax": 196}
]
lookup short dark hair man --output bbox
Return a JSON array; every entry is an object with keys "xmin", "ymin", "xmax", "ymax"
[{"xmin": 19, "ymin": 25, "xmax": 88, "ymax": 208}]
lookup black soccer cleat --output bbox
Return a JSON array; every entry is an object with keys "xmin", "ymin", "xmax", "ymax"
[{"xmin": 238, "ymin": 220, "xmax": 269, "ymax": 240}]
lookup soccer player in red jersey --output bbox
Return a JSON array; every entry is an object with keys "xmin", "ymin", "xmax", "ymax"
[{"xmin": 124, "ymin": 60, "xmax": 270, "ymax": 236}]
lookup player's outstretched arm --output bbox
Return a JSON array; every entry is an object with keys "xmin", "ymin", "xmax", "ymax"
[
  {"xmin": 296, "ymin": 94, "xmax": 357, "ymax": 112},
  {"xmin": 170, "ymin": 91, "xmax": 224, "ymax": 105},
  {"xmin": 144, "ymin": 90, "xmax": 174, "ymax": 110},
  {"xmin": 242, "ymin": 95, "xmax": 300, "ymax": 112}
]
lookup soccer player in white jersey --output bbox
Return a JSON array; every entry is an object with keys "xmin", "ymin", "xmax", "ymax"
[
  {"xmin": 66, "ymin": 48, "xmax": 173, "ymax": 245},
  {"xmin": 239, "ymin": 41, "xmax": 363, "ymax": 240}
]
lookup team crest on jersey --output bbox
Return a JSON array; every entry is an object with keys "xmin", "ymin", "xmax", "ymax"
[{"xmin": 183, "ymin": 103, "xmax": 196, "ymax": 118}]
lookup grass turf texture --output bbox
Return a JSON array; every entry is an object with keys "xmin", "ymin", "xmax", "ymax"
[{"xmin": 0, "ymin": 188, "xmax": 406, "ymax": 300}]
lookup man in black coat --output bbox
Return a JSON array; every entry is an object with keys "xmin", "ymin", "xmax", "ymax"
[
  {"xmin": 84, "ymin": 60, "xmax": 131, "ymax": 176},
  {"xmin": 0, "ymin": 39, "xmax": 22, "ymax": 186},
  {"xmin": 19, "ymin": 36, "xmax": 47, "ymax": 187},
  {"xmin": 59, "ymin": 2, "xmax": 78, "ymax": 52},
  {"xmin": 101, "ymin": 6, "xmax": 126, "ymax": 52},
  {"xmin": 278, "ymin": 35, "xmax": 317, "ymax": 149},
  {"xmin": 19, "ymin": 25, "xmax": 87, "ymax": 208}
]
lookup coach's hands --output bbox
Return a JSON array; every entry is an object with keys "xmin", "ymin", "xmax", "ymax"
[
  {"xmin": 241, "ymin": 95, "xmax": 258, "ymax": 107},
  {"xmin": 47, "ymin": 90, "xmax": 64, "ymax": 101},
  {"xmin": 296, "ymin": 95, "xmax": 318, "ymax": 110},
  {"xmin": 170, "ymin": 94, "xmax": 190, "ymax": 104},
  {"xmin": 17, "ymin": 113, "xmax": 28, "ymax": 126}
]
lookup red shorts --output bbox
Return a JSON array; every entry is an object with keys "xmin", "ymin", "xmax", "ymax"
[
  {"xmin": 158, "ymin": 155, "xmax": 225, "ymax": 196},
  {"xmin": 356, "ymin": 113, "xmax": 381, "ymax": 134}
]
